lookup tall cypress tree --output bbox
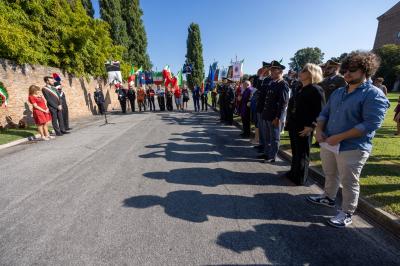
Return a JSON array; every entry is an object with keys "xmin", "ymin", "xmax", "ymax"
[
  {"xmin": 120, "ymin": 0, "xmax": 151, "ymax": 70},
  {"xmin": 99, "ymin": 0, "xmax": 129, "ymax": 59},
  {"xmin": 186, "ymin": 23, "xmax": 204, "ymax": 89},
  {"xmin": 81, "ymin": 0, "xmax": 94, "ymax": 18}
]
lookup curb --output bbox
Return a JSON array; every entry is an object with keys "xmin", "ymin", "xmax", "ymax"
[{"xmin": 209, "ymin": 103, "xmax": 400, "ymax": 238}]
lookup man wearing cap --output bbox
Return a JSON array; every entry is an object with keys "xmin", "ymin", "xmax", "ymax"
[
  {"xmin": 115, "ymin": 82, "xmax": 127, "ymax": 113},
  {"xmin": 260, "ymin": 60, "xmax": 290, "ymax": 163},
  {"xmin": 254, "ymin": 62, "xmax": 272, "ymax": 153},
  {"xmin": 319, "ymin": 60, "xmax": 347, "ymax": 101}
]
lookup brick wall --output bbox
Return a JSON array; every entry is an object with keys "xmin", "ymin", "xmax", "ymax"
[
  {"xmin": 0, "ymin": 59, "xmax": 122, "ymax": 127},
  {"xmin": 373, "ymin": 4, "xmax": 400, "ymax": 49}
]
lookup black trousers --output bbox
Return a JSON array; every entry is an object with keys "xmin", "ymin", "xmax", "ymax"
[
  {"xmin": 201, "ymin": 95, "xmax": 208, "ymax": 111},
  {"xmin": 128, "ymin": 96, "xmax": 135, "ymax": 112},
  {"xmin": 119, "ymin": 99, "xmax": 127, "ymax": 113},
  {"xmin": 158, "ymin": 96, "xmax": 165, "ymax": 111},
  {"xmin": 225, "ymin": 105, "xmax": 233, "ymax": 125},
  {"xmin": 49, "ymin": 107, "xmax": 65, "ymax": 135},
  {"xmin": 211, "ymin": 94, "xmax": 217, "ymax": 108},
  {"xmin": 62, "ymin": 106, "xmax": 69, "ymax": 129},
  {"xmin": 219, "ymin": 103, "xmax": 226, "ymax": 121},
  {"xmin": 166, "ymin": 96, "xmax": 173, "ymax": 111},
  {"xmin": 138, "ymin": 101, "xmax": 146, "ymax": 111},
  {"xmin": 241, "ymin": 109, "xmax": 251, "ymax": 136},
  {"xmin": 288, "ymin": 128, "xmax": 313, "ymax": 185},
  {"xmin": 149, "ymin": 96, "xmax": 156, "ymax": 111},
  {"xmin": 97, "ymin": 103, "xmax": 105, "ymax": 114}
]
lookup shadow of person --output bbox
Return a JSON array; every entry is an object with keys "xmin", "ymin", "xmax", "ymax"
[
  {"xmin": 216, "ymin": 222, "xmax": 400, "ymax": 265},
  {"xmin": 123, "ymin": 191, "xmax": 335, "ymax": 224},
  {"xmin": 143, "ymin": 168, "xmax": 291, "ymax": 187},
  {"xmin": 22, "ymin": 102, "xmax": 34, "ymax": 125}
]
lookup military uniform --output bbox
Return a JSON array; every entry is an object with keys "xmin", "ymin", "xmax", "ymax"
[
  {"xmin": 116, "ymin": 87, "xmax": 127, "ymax": 113},
  {"xmin": 319, "ymin": 74, "xmax": 346, "ymax": 101},
  {"xmin": 127, "ymin": 87, "xmax": 136, "ymax": 112},
  {"xmin": 94, "ymin": 89, "xmax": 105, "ymax": 114},
  {"xmin": 224, "ymin": 81, "xmax": 235, "ymax": 125}
]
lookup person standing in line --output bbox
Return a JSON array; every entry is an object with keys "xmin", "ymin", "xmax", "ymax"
[
  {"xmin": 28, "ymin": 85, "xmax": 53, "ymax": 140},
  {"xmin": 259, "ymin": 60, "xmax": 289, "ymax": 163},
  {"xmin": 254, "ymin": 62, "xmax": 272, "ymax": 154},
  {"xmin": 137, "ymin": 86, "xmax": 146, "ymax": 112},
  {"xmin": 55, "ymin": 82, "xmax": 71, "ymax": 131},
  {"xmin": 319, "ymin": 60, "xmax": 347, "ymax": 102},
  {"xmin": 307, "ymin": 51, "xmax": 389, "ymax": 228},
  {"xmin": 94, "ymin": 86, "xmax": 106, "ymax": 115},
  {"xmin": 201, "ymin": 82, "xmax": 209, "ymax": 111},
  {"xmin": 148, "ymin": 86, "xmax": 156, "ymax": 111},
  {"xmin": 239, "ymin": 80, "xmax": 252, "ymax": 138},
  {"xmin": 156, "ymin": 85, "xmax": 166, "ymax": 111},
  {"xmin": 182, "ymin": 85, "xmax": 190, "ymax": 111},
  {"xmin": 42, "ymin": 76, "xmax": 67, "ymax": 136},
  {"xmin": 373, "ymin": 77, "xmax": 388, "ymax": 96},
  {"xmin": 127, "ymin": 82, "xmax": 136, "ymax": 112},
  {"xmin": 193, "ymin": 85, "xmax": 201, "ymax": 112},
  {"xmin": 115, "ymin": 82, "xmax": 127, "ymax": 114},
  {"xmin": 218, "ymin": 79, "xmax": 227, "ymax": 121},
  {"xmin": 166, "ymin": 84, "xmax": 174, "ymax": 111},
  {"xmin": 211, "ymin": 85, "xmax": 218, "ymax": 109},
  {"xmin": 224, "ymin": 79, "xmax": 235, "ymax": 125},
  {"xmin": 394, "ymin": 96, "xmax": 400, "ymax": 135},
  {"xmin": 285, "ymin": 63, "xmax": 325, "ymax": 185},
  {"xmin": 174, "ymin": 85, "xmax": 182, "ymax": 111}
]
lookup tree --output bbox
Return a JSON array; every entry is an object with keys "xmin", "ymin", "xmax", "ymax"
[
  {"xmin": 289, "ymin": 47, "xmax": 324, "ymax": 71},
  {"xmin": 120, "ymin": 0, "xmax": 151, "ymax": 70},
  {"xmin": 81, "ymin": 0, "xmax": 94, "ymax": 18},
  {"xmin": 185, "ymin": 23, "xmax": 204, "ymax": 89},
  {"xmin": 99, "ymin": 0, "xmax": 130, "ymax": 60},
  {"xmin": 330, "ymin": 53, "xmax": 348, "ymax": 63},
  {"xmin": 375, "ymin": 44, "xmax": 400, "ymax": 89}
]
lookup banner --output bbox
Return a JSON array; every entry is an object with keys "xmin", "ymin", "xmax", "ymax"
[
  {"xmin": 177, "ymin": 70, "xmax": 183, "ymax": 86},
  {"xmin": 220, "ymin": 68, "xmax": 227, "ymax": 80},
  {"xmin": 182, "ymin": 63, "xmax": 193, "ymax": 74},
  {"xmin": 232, "ymin": 60, "xmax": 243, "ymax": 81},
  {"xmin": 153, "ymin": 71, "xmax": 164, "ymax": 85},
  {"xmin": 105, "ymin": 61, "xmax": 122, "ymax": 84},
  {"xmin": 227, "ymin": 65, "xmax": 233, "ymax": 79},
  {"xmin": 145, "ymin": 71, "xmax": 153, "ymax": 84},
  {"xmin": 0, "ymin": 82, "xmax": 9, "ymax": 107}
]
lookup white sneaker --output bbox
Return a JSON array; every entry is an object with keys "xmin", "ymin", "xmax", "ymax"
[{"xmin": 328, "ymin": 210, "xmax": 352, "ymax": 228}]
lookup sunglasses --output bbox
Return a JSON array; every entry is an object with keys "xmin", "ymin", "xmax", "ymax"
[{"xmin": 343, "ymin": 67, "xmax": 360, "ymax": 73}]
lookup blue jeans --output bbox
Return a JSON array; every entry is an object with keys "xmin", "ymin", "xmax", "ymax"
[
  {"xmin": 264, "ymin": 120, "xmax": 281, "ymax": 160},
  {"xmin": 257, "ymin": 113, "xmax": 266, "ymax": 147},
  {"xmin": 194, "ymin": 97, "xmax": 200, "ymax": 112}
]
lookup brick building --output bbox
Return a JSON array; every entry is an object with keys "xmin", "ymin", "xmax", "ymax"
[{"xmin": 373, "ymin": 2, "xmax": 400, "ymax": 49}]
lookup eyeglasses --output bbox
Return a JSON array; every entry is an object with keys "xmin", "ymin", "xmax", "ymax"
[{"xmin": 343, "ymin": 68, "xmax": 359, "ymax": 73}]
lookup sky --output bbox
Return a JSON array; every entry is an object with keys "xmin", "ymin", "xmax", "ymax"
[{"xmin": 92, "ymin": 0, "xmax": 399, "ymax": 75}]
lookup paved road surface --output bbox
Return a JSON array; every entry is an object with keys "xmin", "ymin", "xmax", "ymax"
[{"xmin": 1, "ymin": 108, "xmax": 399, "ymax": 265}]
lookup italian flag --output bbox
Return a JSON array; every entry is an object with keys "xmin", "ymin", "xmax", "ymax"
[{"xmin": 0, "ymin": 83, "xmax": 9, "ymax": 107}]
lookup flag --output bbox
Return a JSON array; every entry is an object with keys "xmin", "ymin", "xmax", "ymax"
[
  {"xmin": 145, "ymin": 71, "xmax": 153, "ymax": 84},
  {"xmin": 227, "ymin": 65, "xmax": 233, "ymax": 79},
  {"xmin": 177, "ymin": 70, "xmax": 183, "ymax": 86},
  {"xmin": 153, "ymin": 71, "xmax": 164, "ymax": 85},
  {"xmin": 214, "ymin": 69, "xmax": 219, "ymax": 82},
  {"xmin": 105, "ymin": 61, "xmax": 122, "ymax": 84},
  {"xmin": 182, "ymin": 63, "xmax": 193, "ymax": 74},
  {"xmin": 220, "ymin": 68, "xmax": 227, "ymax": 80},
  {"xmin": 232, "ymin": 60, "xmax": 243, "ymax": 81},
  {"xmin": 0, "ymin": 82, "xmax": 9, "ymax": 107}
]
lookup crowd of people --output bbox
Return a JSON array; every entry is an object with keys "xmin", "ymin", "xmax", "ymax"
[{"xmin": 215, "ymin": 51, "xmax": 392, "ymax": 228}]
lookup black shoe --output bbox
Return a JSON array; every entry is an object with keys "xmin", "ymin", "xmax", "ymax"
[
  {"xmin": 257, "ymin": 154, "xmax": 267, "ymax": 159},
  {"xmin": 66, "ymin": 128, "xmax": 72, "ymax": 131},
  {"xmin": 265, "ymin": 158, "xmax": 276, "ymax": 163},
  {"xmin": 56, "ymin": 133, "xmax": 63, "ymax": 136},
  {"xmin": 253, "ymin": 145, "xmax": 262, "ymax": 149},
  {"xmin": 61, "ymin": 131, "xmax": 70, "ymax": 134}
]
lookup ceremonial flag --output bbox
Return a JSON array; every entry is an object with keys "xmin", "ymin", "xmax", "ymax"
[
  {"xmin": 232, "ymin": 60, "xmax": 243, "ymax": 81},
  {"xmin": 177, "ymin": 70, "xmax": 183, "ymax": 86},
  {"xmin": 105, "ymin": 61, "xmax": 122, "ymax": 84},
  {"xmin": 145, "ymin": 71, "xmax": 153, "ymax": 84},
  {"xmin": 220, "ymin": 68, "xmax": 227, "ymax": 80},
  {"xmin": 214, "ymin": 69, "xmax": 219, "ymax": 82},
  {"xmin": 182, "ymin": 63, "xmax": 193, "ymax": 74},
  {"xmin": 227, "ymin": 65, "xmax": 233, "ymax": 79},
  {"xmin": 0, "ymin": 82, "xmax": 9, "ymax": 107},
  {"xmin": 153, "ymin": 71, "xmax": 163, "ymax": 85}
]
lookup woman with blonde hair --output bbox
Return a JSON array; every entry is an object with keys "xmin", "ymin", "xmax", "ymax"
[
  {"xmin": 28, "ymin": 85, "xmax": 54, "ymax": 140},
  {"xmin": 285, "ymin": 63, "xmax": 325, "ymax": 185}
]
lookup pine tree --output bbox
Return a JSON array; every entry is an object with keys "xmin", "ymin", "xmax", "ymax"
[
  {"xmin": 81, "ymin": 0, "xmax": 94, "ymax": 18},
  {"xmin": 99, "ymin": 0, "xmax": 129, "ymax": 60},
  {"xmin": 185, "ymin": 23, "xmax": 204, "ymax": 89},
  {"xmin": 120, "ymin": 0, "xmax": 151, "ymax": 70}
]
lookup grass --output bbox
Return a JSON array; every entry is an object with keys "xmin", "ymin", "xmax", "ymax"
[
  {"xmin": 0, "ymin": 126, "xmax": 39, "ymax": 145},
  {"xmin": 280, "ymin": 92, "xmax": 400, "ymax": 216}
]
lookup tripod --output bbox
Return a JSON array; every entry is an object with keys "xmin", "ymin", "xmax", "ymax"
[{"xmin": 100, "ymin": 110, "xmax": 115, "ymax": 126}]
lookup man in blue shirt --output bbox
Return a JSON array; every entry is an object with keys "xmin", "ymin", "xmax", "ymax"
[{"xmin": 307, "ymin": 51, "xmax": 390, "ymax": 228}]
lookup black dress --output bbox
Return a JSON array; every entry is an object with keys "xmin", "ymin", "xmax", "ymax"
[{"xmin": 286, "ymin": 83, "xmax": 325, "ymax": 185}]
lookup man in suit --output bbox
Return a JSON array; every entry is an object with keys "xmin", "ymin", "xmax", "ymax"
[
  {"xmin": 94, "ymin": 86, "xmax": 105, "ymax": 115},
  {"xmin": 42, "ymin": 76, "xmax": 68, "ymax": 136},
  {"xmin": 224, "ymin": 79, "xmax": 235, "ymax": 125},
  {"xmin": 115, "ymin": 82, "xmax": 127, "ymax": 113},
  {"xmin": 56, "ymin": 83, "xmax": 71, "ymax": 130}
]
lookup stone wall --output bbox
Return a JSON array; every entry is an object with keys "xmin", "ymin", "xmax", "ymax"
[{"xmin": 0, "ymin": 59, "xmax": 121, "ymax": 127}]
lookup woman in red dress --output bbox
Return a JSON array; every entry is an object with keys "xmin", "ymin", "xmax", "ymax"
[{"xmin": 28, "ymin": 85, "xmax": 53, "ymax": 140}]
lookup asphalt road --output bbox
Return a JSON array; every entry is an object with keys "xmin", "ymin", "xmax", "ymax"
[{"xmin": 0, "ymin": 107, "xmax": 399, "ymax": 265}]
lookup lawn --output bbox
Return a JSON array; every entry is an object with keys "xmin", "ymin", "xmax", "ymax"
[
  {"xmin": 280, "ymin": 92, "xmax": 400, "ymax": 216},
  {"xmin": 0, "ymin": 126, "xmax": 39, "ymax": 145}
]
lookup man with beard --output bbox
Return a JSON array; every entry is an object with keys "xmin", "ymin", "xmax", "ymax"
[
  {"xmin": 319, "ymin": 60, "xmax": 347, "ymax": 101},
  {"xmin": 307, "ymin": 51, "xmax": 389, "ymax": 228}
]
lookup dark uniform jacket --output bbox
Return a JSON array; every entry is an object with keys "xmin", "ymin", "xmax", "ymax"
[
  {"xmin": 94, "ymin": 90, "xmax": 105, "ymax": 104},
  {"xmin": 287, "ymin": 84, "xmax": 325, "ymax": 131},
  {"xmin": 42, "ymin": 85, "xmax": 61, "ymax": 111},
  {"xmin": 256, "ymin": 76, "xmax": 272, "ymax": 113},
  {"xmin": 318, "ymin": 74, "xmax": 346, "ymax": 101},
  {"xmin": 116, "ymin": 88, "xmax": 127, "ymax": 101},
  {"xmin": 262, "ymin": 79, "xmax": 290, "ymax": 121}
]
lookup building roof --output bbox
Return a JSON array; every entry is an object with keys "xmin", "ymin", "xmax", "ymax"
[{"xmin": 378, "ymin": 1, "xmax": 400, "ymax": 20}]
